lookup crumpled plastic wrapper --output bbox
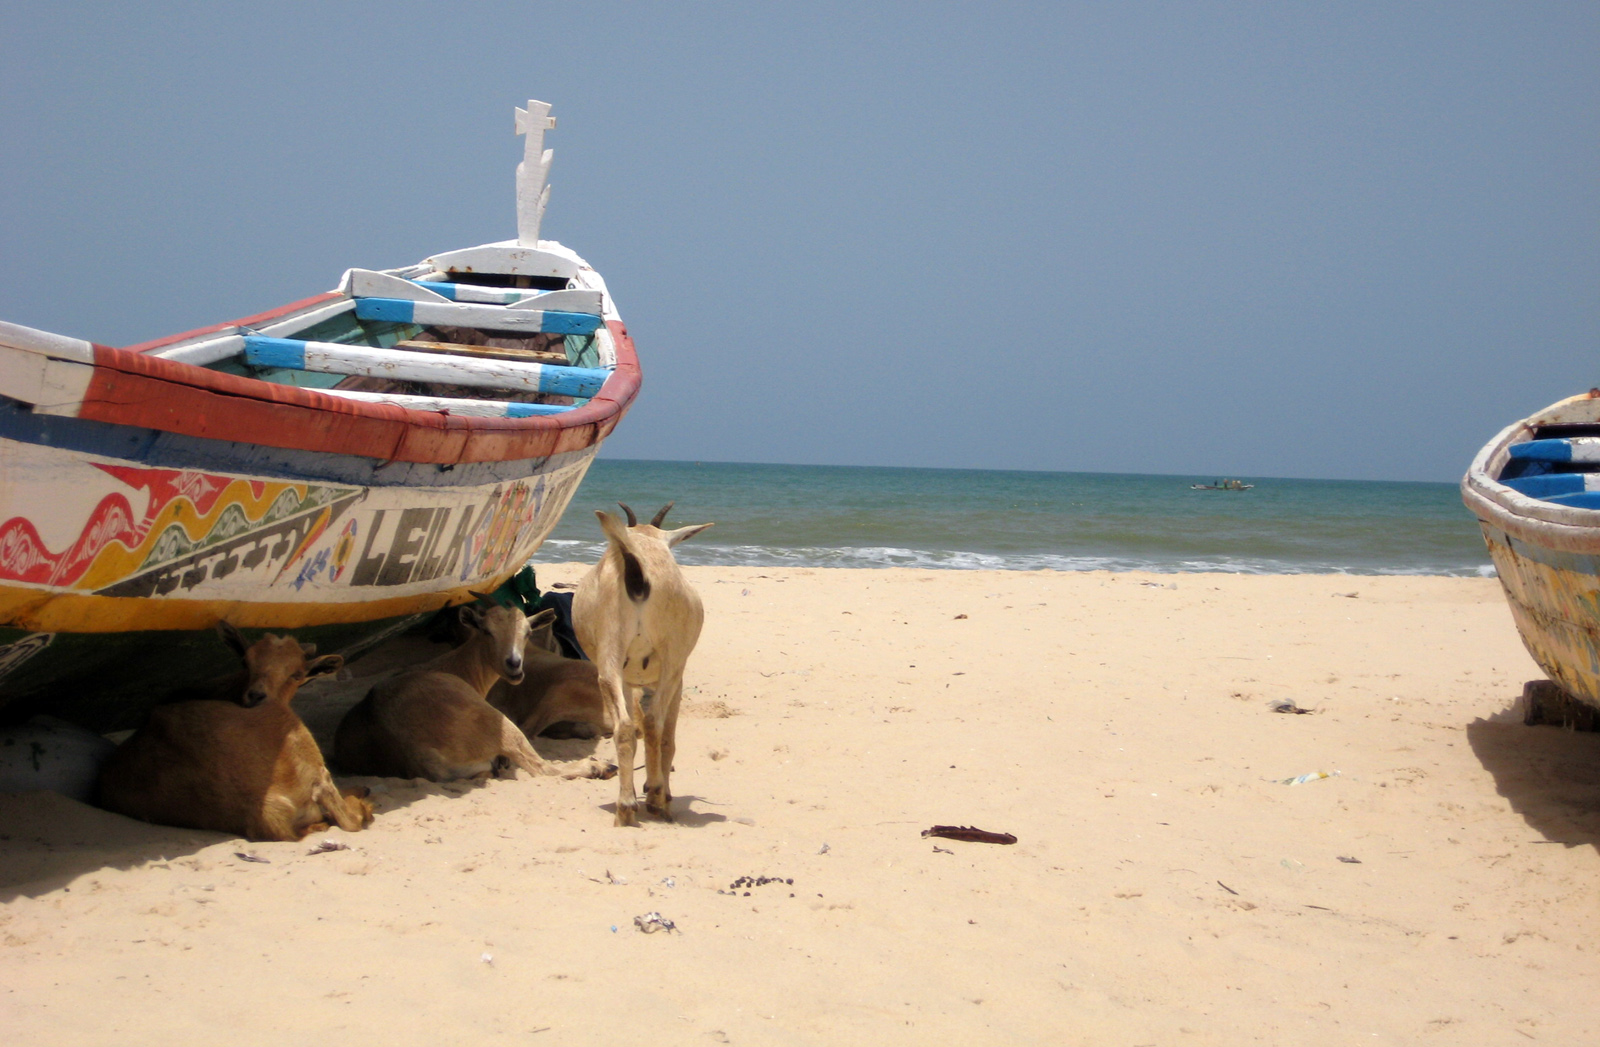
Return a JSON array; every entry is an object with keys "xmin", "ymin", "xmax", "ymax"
[{"xmin": 633, "ymin": 911, "xmax": 677, "ymax": 934}]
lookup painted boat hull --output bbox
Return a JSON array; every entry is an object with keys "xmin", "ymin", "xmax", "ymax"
[
  {"xmin": 1462, "ymin": 393, "xmax": 1600, "ymax": 713},
  {"xmin": 0, "ymin": 427, "xmax": 596, "ymax": 730},
  {"xmin": 0, "ymin": 273, "xmax": 641, "ymax": 732},
  {"xmin": 0, "ymin": 100, "xmax": 638, "ymax": 731}
]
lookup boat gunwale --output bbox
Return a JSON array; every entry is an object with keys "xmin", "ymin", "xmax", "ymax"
[
  {"xmin": 47, "ymin": 315, "xmax": 639, "ymax": 469},
  {"xmin": 1462, "ymin": 402, "xmax": 1600, "ymax": 555},
  {"xmin": 120, "ymin": 290, "xmax": 352, "ymax": 356}
]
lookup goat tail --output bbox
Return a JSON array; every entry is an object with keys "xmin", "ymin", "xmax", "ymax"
[{"xmin": 621, "ymin": 545, "xmax": 651, "ymax": 603}]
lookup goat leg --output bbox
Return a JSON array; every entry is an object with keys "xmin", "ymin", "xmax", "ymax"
[
  {"xmin": 643, "ymin": 669, "xmax": 689, "ymax": 821},
  {"xmin": 640, "ymin": 686, "xmax": 670, "ymax": 821},
  {"xmin": 312, "ymin": 772, "xmax": 375, "ymax": 831},
  {"xmin": 612, "ymin": 718, "xmax": 640, "ymax": 825},
  {"xmin": 496, "ymin": 715, "xmax": 556, "ymax": 776},
  {"xmin": 491, "ymin": 714, "xmax": 608, "ymax": 778},
  {"xmin": 247, "ymin": 794, "xmax": 307, "ymax": 842},
  {"xmin": 593, "ymin": 668, "xmax": 640, "ymax": 824},
  {"xmin": 658, "ymin": 667, "xmax": 690, "ymax": 814}
]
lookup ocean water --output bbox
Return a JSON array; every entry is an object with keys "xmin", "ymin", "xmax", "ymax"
[{"xmin": 539, "ymin": 459, "xmax": 1492, "ymax": 577}]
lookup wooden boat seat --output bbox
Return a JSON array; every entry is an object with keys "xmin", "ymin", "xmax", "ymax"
[
  {"xmin": 241, "ymin": 336, "xmax": 609, "ymax": 399},
  {"xmin": 1501, "ymin": 438, "xmax": 1600, "ymax": 508},
  {"xmin": 1501, "ymin": 474, "xmax": 1600, "ymax": 499},
  {"xmin": 353, "ymin": 297, "xmax": 601, "ymax": 336},
  {"xmin": 338, "ymin": 269, "xmax": 602, "ymax": 315},
  {"xmin": 1538, "ymin": 492, "xmax": 1600, "ymax": 509},
  {"xmin": 408, "ymin": 282, "xmax": 603, "ymax": 314},
  {"xmin": 1507, "ymin": 437, "xmax": 1600, "ymax": 464}
]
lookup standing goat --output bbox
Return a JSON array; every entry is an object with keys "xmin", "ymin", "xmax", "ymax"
[
  {"xmin": 95, "ymin": 624, "xmax": 372, "ymax": 842},
  {"xmin": 574, "ymin": 502, "xmax": 712, "ymax": 826},
  {"xmin": 334, "ymin": 602, "xmax": 612, "ymax": 782}
]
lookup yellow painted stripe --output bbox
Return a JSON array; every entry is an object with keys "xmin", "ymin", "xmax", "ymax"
[
  {"xmin": 0, "ymin": 575, "xmax": 517, "ymax": 633},
  {"xmin": 76, "ymin": 478, "xmax": 311, "ymax": 591}
]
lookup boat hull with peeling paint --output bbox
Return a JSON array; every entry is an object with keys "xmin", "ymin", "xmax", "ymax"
[{"xmin": 1463, "ymin": 392, "xmax": 1600, "ymax": 714}]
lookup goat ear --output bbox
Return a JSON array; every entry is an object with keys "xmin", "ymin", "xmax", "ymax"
[
  {"xmin": 217, "ymin": 621, "xmax": 248, "ymax": 657},
  {"xmin": 306, "ymin": 654, "xmax": 344, "ymax": 678},
  {"xmin": 595, "ymin": 510, "xmax": 632, "ymax": 547},
  {"xmin": 458, "ymin": 605, "xmax": 485, "ymax": 631},
  {"xmin": 664, "ymin": 522, "xmax": 714, "ymax": 548},
  {"xmin": 526, "ymin": 607, "xmax": 558, "ymax": 628}
]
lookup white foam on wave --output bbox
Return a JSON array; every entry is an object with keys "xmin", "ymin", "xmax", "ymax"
[{"xmin": 532, "ymin": 539, "xmax": 1495, "ymax": 577}]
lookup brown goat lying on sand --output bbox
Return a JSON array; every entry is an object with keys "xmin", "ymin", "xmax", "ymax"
[
  {"xmin": 489, "ymin": 608, "xmax": 613, "ymax": 741},
  {"xmin": 95, "ymin": 624, "xmax": 373, "ymax": 842},
  {"xmin": 335, "ymin": 602, "xmax": 614, "ymax": 782}
]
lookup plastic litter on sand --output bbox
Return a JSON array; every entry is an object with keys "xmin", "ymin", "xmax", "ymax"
[
  {"xmin": 634, "ymin": 912, "xmax": 678, "ymax": 934},
  {"xmin": 1280, "ymin": 770, "xmax": 1340, "ymax": 786}
]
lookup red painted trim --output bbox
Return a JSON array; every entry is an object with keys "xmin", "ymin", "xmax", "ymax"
[
  {"xmin": 75, "ymin": 317, "xmax": 641, "ymax": 465},
  {"xmin": 121, "ymin": 292, "xmax": 347, "ymax": 354}
]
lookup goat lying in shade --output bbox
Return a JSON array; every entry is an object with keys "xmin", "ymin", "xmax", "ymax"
[
  {"xmin": 95, "ymin": 624, "xmax": 373, "ymax": 842},
  {"xmin": 489, "ymin": 608, "xmax": 614, "ymax": 742},
  {"xmin": 335, "ymin": 602, "xmax": 614, "ymax": 782},
  {"xmin": 574, "ymin": 502, "xmax": 712, "ymax": 826}
]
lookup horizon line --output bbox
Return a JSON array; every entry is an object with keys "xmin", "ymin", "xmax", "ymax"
[{"xmin": 592, "ymin": 455, "xmax": 1461, "ymax": 488}]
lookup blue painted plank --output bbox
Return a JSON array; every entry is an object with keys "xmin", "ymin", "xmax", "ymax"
[
  {"xmin": 1502, "ymin": 474, "xmax": 1600, "ymax": 498},
  {"xmin": 352, "ymin": 298, "xmax": 415, "ymax": 324},
  {"xmin": 531, "ymin": 311, "xmax": 601, "ymax": 335},
  {"xmin": 241, "ymin": 336, "xmax": 308, "ymax": 370},
  {"xmin": 507, "ymin": 402, "xmax": 573, "ymax": 417},
  {"xmin": 1508, "ymin": 438, "xmax": 1600, "ymax": 464},
  {"xmin": 1543, "ymin": 491, "xmax": 1600, "ymax": 510}
]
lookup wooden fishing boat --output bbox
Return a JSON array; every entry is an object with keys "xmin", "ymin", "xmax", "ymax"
[
  {"xmin": 0, "ymin": 100, "xmax": 639, "ymax": 731},
  {"xmin": 1462, "ymin": 390, "xmax": 1600, "ymax": 720}
]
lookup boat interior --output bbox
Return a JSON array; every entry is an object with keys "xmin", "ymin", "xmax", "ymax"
[
  {"xmin": 1495, "ymin": 420, "xmax": 1600, "ymax": 510},
  {"xmin": 146, "ymin": 260, "xmax": 618, "ymax": 421}
]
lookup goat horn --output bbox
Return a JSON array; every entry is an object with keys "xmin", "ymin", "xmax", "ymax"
[
  {"xmin": 617, "ymin": 502, "xmax": 638, "ymax": 527},
  {"xmin": 650, "ymin": 502, "xmax": 675, "ymax": 527}
]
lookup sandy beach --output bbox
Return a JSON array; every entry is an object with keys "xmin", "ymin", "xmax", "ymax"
[{"xmin": 2, "ymin": 565, "xmax": 1595, "ymax": 1045}]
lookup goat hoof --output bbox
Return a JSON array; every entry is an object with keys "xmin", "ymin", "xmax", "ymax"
[
  {"xmin": 615, "ymin": 804, "xmax": 639, "ymax": 827},
  {"xmin": 595, "ymin": 761, "xmax": 618, "ymax": 780},
  {"xmin": 644, "ymin": 785, "xmax": 673, "ymax": 821}
]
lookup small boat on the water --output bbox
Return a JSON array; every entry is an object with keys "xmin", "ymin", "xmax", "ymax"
[
  {"xmin": 1463, "ymin": 390, "xmax": 1600, "ymax": 721},
  {"xmin": 1190, "ymin": 479, "xmax": 1254, "ymax": 491},
  {"xmin": 0, "ymin": 100, "xmax": 640, "ymax": 731}
]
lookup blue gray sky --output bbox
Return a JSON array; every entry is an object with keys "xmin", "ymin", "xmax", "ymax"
[{"xmin": 2, "ymin": 2, "xmax": 1595, "ymax": 482}]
